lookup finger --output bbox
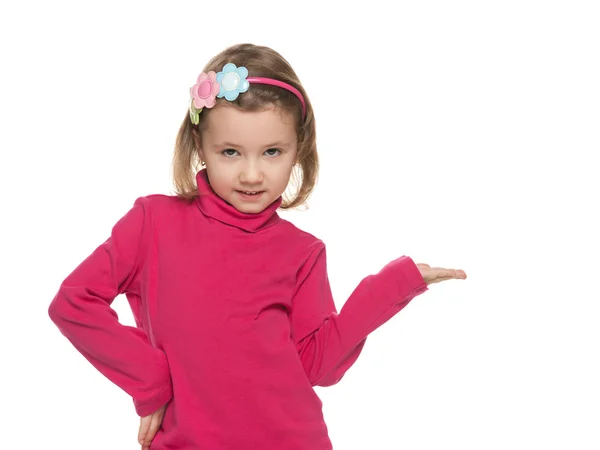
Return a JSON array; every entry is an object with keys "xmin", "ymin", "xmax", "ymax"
[
  {"xmin": 427, "ymin": 268, "xmax": 452, "ymax": 280},
  {"xmin": 427, "ymin": 276, "xmax": 454, "ymax": 284},
  {"xmin": 143, "ymin": 414, "xmax": 162, "ymax": 447},
  {"xmin": 138, "ymin": 418, "xmax": 150, "ymax": 445},
  {"xmin": 429, "ymin": 272, "xmax": 467, "ymax": 284},
  {"xmin": 433, "ymin": 268, "xmax": 466, "ymax": 279},
  {"xmin": 452, "ymin": 269, "xmax": 467, "ymax": 279},
  {"xmin": 140, "ymin": 430, "xmax": 149, "ymax": 448},
  {"xmin": 139, "ymin": 430, "xmax": 146, "ymax": 446},
  {"xmin": 149, "ymin": 415, "xmax": 160, "ymax": 441}
]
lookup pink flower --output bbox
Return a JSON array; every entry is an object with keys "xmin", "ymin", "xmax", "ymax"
[{"xmin": 190, "ymin": 71, "xmax": 220, "ymax": 109}]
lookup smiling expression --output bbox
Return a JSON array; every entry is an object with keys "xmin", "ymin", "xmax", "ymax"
[{"xmin": 195, "ymin": 105, "xmax": 298, "ymax": 214}]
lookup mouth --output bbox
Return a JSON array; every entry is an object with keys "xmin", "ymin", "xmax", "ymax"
[{"xmin": 236, "ymin": 190, "xmax": 265, "ymax": 200}]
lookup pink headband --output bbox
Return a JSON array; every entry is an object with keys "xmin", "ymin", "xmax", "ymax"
[{"xmin": 189, "ymin": 63, "xmax": 307, "ymax": 125}]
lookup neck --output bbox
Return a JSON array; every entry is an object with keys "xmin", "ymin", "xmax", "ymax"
[{"xmin": 194, "ymin": 169, "xmax": 282, "ymax": 232}]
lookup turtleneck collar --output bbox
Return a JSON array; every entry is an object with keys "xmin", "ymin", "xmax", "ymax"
[{"xmin": 194, "ymin": 169, "xmax": 282, "ymax": 233}]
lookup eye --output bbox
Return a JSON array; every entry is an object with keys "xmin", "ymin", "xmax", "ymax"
[
  {"xmin": 264, "ymin": 148, "xmax": 281, "ymax": 157},
  {"xmin": 222, "ymin": 149, "xmax": 239, "ymax": 157}
]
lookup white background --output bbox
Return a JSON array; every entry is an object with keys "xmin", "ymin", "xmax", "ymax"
[{"xmin": 1, "ymin": 1, "xmax": 599, "ymax": 449}]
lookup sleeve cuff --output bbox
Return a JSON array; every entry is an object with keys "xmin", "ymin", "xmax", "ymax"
[
  {"xmin": 133, "ymin": 383, "xmax": 173, "ymax": 417},
  {"xmin": 379, "ymin": 255, "xmax": 428, "ymax": 299}
]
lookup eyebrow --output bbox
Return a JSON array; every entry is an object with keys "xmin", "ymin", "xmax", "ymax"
[{"xmin": 216, "ymin": 141, "xmax": 289, "ymax": 149}]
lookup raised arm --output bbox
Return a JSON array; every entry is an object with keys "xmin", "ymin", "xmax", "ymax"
[{"xmin": 290, "ymin": 243, "xmax": 428, "ymax": 386}]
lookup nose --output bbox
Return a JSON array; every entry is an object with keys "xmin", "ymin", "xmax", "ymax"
[{"xmin": 239, "ymin": 160, "xmax": 264, "ymax": 185}]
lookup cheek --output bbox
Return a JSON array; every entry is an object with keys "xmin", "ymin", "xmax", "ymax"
[
  {"xmin": 274, "ymin": 165, "xmax": 295, "ymax": 189},
  {"xmin": 206, "ymin": 166, "xmax": 237, "ymax": 189}
]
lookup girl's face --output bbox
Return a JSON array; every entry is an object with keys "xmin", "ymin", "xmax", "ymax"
[{"xmin": 196, "ymin": 105, "xmax": 298, "ymax": 214}]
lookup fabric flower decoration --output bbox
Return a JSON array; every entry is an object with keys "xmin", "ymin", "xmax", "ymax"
[
  {"xmin": 216, "ymin": 63, "xmax": 250, "ymax": 101},
  {"xmin": 189, "ymin": 98, "xmax": 201, "ymax": 125},
  {"xmin": 190, "ymin": 71, "xmax": 220, "ymax": 109}
]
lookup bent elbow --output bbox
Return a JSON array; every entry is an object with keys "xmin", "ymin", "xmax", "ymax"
[
  {"xmin": 308, "ymin": 339, "xmax": 367, "ymax": 387},
  {"xmin": 311, "ymin": 372, "xmax": 345, "ymax": 387},
  {"xmin": 48, "ymin": 286, "xmax": 70, "ymax": 324},
  {"xmin": 48, "ymin": 294, "xmax": 63, "ymax": 323}
]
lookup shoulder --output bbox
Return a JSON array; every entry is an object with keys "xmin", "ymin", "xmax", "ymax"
[
  {"xmin": 122, "ymin": 194, "xmax": 197, "ymax": 235},
  {"xmin": 275, "ymin": 217, "xmax": 325, "ymax": 257},
  {"xmin": 137, "ymin": 193, "xmax": 194, "ymax": 210},
  {"xmin": 132, "ymin": 193, "xmax": 196, "ymax": 219}
]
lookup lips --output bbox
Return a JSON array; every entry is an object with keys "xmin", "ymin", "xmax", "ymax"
[{"xmin": 236, "ymin": 190, "xmax": 265, "ymax": 201}]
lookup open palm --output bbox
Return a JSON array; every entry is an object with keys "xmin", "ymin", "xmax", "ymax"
[{"xmin": 416, "ymin": 263, "xmax": 466, "ymax": 285}]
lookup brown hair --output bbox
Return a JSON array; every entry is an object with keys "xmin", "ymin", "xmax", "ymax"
[{"xmin": 172, "ymin": 43, "xmax": 318, "ymax": 209}]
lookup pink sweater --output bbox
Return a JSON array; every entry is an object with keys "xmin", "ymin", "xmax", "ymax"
[{"xmin": 48, "ymin": 169, "xmax": 428, "ymax": 449}]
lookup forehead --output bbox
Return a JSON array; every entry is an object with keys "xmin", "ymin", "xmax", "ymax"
[{"xmin": 202, "ymin": 105, "xmax": 297, "ymax": 146}]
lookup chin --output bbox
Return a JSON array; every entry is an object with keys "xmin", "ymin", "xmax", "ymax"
[{"xmin": 234, "ymin": 202, "xmax": 267, "ymax": 214}]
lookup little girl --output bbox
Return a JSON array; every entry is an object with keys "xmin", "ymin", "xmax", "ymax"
[{"xmin": 48, "ymin": 43, "xmax": 466, "ymax": 450}]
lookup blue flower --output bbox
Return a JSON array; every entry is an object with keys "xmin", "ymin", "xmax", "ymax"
[{"xmin": 216, "ymin": 63, "xmax": 250, "ymax": 101}]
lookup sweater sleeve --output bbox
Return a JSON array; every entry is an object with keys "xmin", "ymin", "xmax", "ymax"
[
  {"xmin": 47, "ymin": 196, "xmax": 173, "ymax": 417},
  {"xmin": 290, "ymin": 243, "xmax": 428, "ymax": 387}
]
